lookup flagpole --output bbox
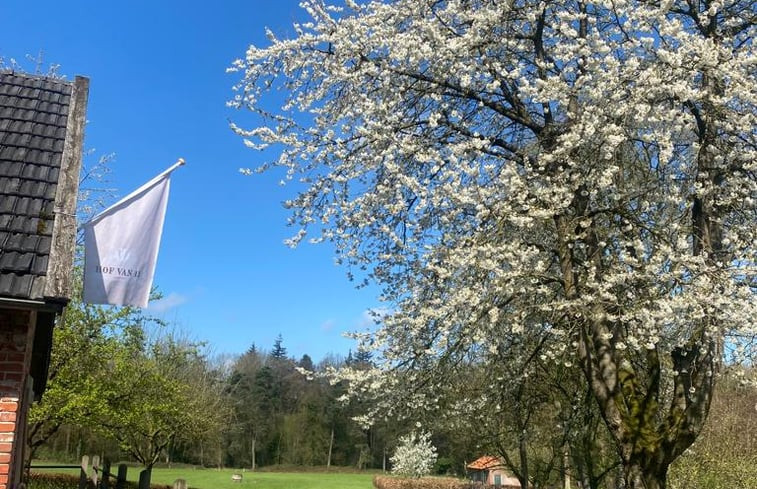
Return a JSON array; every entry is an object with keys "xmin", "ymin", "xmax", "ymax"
[
  {"xmin": 83, "ymin": 158, "xmax": 186, "ymax": 226},
  {"xmin": 153, "ymin": 158, "xmax": 186, "ymax": 181}
]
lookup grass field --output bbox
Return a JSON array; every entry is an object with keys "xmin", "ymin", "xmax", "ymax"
[
  {"xmin": 150, "ymin": 467, "xmax": 375, "ymax": 489},
  {"xmin": 31, "ymin": 465, "xmax": 376, "ymax": 489}
]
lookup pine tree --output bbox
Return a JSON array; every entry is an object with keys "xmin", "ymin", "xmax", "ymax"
[{"xmin": 271, "ymin": 334, "xmax": 287, "ymax": 359}]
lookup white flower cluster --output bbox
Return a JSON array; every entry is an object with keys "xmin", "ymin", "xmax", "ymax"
[
  {"xmin": 390, "ymin": 431, "xmax": 438, "ymax": 478},
  {"xmin": 231, "ymin": 0, "xmax": 756, "ymax": 432}
]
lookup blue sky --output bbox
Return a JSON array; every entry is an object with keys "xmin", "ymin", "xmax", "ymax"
[{"xmin": 1, "ymin": 0, "xmax": 380, "ymax": 362}]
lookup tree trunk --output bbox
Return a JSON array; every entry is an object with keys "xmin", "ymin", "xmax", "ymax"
[
  {"xmin": 563, "ymin": 449, "xmax": 571, "ymax": 489},
  {"xmin": 251, "ymin": 435, "xmax": 256, "ymax": 471},
  {"xmin": 518, "ymin": 433, "xmax": 529, "ymax": 489},
  {"xmin": 327, "ymin": 427, "xmax": 334, "ymax": 469},
  {"xmin": 65, "ymin": 426, "xmax": 71, "ymax": 457},
  {"xmin": 624, "ymin": 463, "xmax": 667, "ymax": 489},
  {"xmin": 277, "ymin": 432, "xmax": 283, "ymax": 465}
]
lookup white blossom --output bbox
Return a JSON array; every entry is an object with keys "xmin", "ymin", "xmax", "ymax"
[
  {"xmin": 390, "ymin": 431, "xmax": 438, "ymax": 478},
  {"xmin": 231, "ymin": 0, "xmax": 756, "ymax": 482}
]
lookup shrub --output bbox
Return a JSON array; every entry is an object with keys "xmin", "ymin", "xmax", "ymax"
[
  {"xmin": 390, "ymin": 432, "xmax": 438, "ymax": 478},
  {"xmin": 434, "ymin": 457, "xmax": 455, "ymax": 476},
  {"xmin": 27, "ymin": 473, "xmax": 173, "ymax": 489},
  {"xmin": 373, "ymin": 475, "xmax": 476, "ymax": 489}
]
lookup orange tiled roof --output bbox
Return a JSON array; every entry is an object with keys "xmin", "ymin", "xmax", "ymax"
[{"xmin": 467, "ymin": 455, "xmax": 504, "ymax": 470}]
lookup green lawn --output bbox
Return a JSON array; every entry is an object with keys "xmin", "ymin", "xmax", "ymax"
[
  {"xmin": 151, "ymin": 467, "xmax": 375, "ymax": 489},
  {"xmin": 31, "ymin": 465, "xmax": 376, "ymax": 489}
]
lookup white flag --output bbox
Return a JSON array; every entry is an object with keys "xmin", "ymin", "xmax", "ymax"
[{"xmin": 83, "ymin": 161, "xmax": 181, "ymax": 307}]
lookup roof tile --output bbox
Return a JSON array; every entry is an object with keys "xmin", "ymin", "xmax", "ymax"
[
  {"xmin": 0, "ymin": 72, "xmax": 81, "ymax": 300},
  {"xmin": 0, "ymin": 250, "xmax": 33, "ymax": 272},
  {"xmin": 0, "ymin": 273, "xmax": 33, "ymax": 297},
  {"xmin": 32, "ymin": 254, "xmax": 49, "ymax": 275},
  {"xmin": 0, "ymin": 195, "xmax": 16, "ymax": 212},
  {"xmin": 0, "ymin": 273, "xmax": 14, "ymax": 294},
  {"xmin": 467, "ymin": 456, "xmax": 504, "ymax": 470}
]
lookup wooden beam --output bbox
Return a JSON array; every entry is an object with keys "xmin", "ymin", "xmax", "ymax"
[{"xmin": 45, "ymin": 76, "xmax": 89, "ymax": 300}]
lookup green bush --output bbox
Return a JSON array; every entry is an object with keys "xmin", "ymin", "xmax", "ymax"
[
  {"xmin": 27, "ymin": 473, "xmax": 174, "ymax": 489},
  {"xmin": 433, "ymin": 457, "xmax": 455, "ymax": 476},
  {"xmin": 668, "ymin": 456, "xmax": 757, "ymax": 489},
  {"xmin": 27, "ymin": 473, "xmax": 85, "ymax": 489}
]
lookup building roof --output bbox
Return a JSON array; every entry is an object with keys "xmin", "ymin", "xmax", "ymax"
[
  {"xmin": 467, "ymin": 456, "xmax": 521, "ymax": 488},
  {"xmin": 467, "ymin": 455, "xmax": 504, "ymax": 470},
  {"xmin": 0, "ymin": 71, "xmax": 88, "ymax": 304}
]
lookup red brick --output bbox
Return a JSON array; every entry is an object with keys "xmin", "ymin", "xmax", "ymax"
[
  {"xmin": 3, "ymin": 354, "xmax": 23, "ymax": 363},
  {"xmin": 0, "ymin": 454, "xmax": 9, "ymax": 464},
  {"xmin": 0, "ymin": 385, "xmax": 19, "ymax": 395},
  {"xmin": 0, "ymin": 374, "xmax": 22, "ymax": 383},
  {"xmin": 0, "ymin": 414, "xmax": 14, "ymax": 423},
  {"xmin": 0, "ymin": 364, "xmax": 23, "ymax": 373},
  {"xmin": 0, "ymin": 464, "xmax": 8, "ymax": 475},
  {"xmin": 0, "ymin": 473, "xmax": 7, "ymax": 483},
  {"xmin": 0, "ymin": 403, "xmax": 17, "ymax": 413},
  {"xmin": 0, "ymin": 424, "xmax": 14, "ymax": 433},
  {"xmin": 0, "ymin": 443, "xmax": 12, "ymax": 453},
  {"xmin": 0, "ymin": 434, "xmax": 13, "ymax": 443}
]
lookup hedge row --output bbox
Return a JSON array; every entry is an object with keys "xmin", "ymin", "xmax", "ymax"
[
  {"xmin": 27, "ymin": 473, "xmax": 174, "ymax": 489},
  {"xmin": 373, "ymin": 475, "xmax": 478, "ymax": 489}
]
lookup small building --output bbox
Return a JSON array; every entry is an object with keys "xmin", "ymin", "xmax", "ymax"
[
  {"xmin": 0, "ymin": 71, "xmax": 88, "ymax": 489},
  {"xmin": 467, "ymin": 455, "xmax": 521, "ymax": 488}
]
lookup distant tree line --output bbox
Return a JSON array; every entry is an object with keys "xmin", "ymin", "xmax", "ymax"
[
  {"xmin": 28, "ymin": 293, "xmax": 756, "ymax": 488},
  {"xmin": 28, "ymin": 295, "xmax": 482, "ymax": 473},
  {"xmin": 221, "ymin": 336, "xmax": 379, "ymax": 469}
]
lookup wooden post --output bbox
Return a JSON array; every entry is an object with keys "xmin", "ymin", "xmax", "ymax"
[
  {"xmin": 79, "ymin": 455, "xmax": 89, "ymax": 489},
  {"xmin": 115, "ymin": 464, "xmax": 128, "ymax": 489},
  {"xmin": 91, "ymin": 455, "xmax": 100, "ymax": 487},
  {"xmin": 138, "ymin": 468, "xmax": 151, "ymax": 489},
  {"xmin": 101, "ymin": 458, "xmax": 111, "ymax": 489},
  {"xmin": 173, "ymin": 479, "xmax": 187, "ymax": 489},
  {"xmin": 45, "ymin": 75, "xmax": 89, "ymax": 298}
]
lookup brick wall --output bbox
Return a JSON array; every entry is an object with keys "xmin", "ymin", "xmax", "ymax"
[{"xmin": 0, "ymin": 308, "xmax": 36, "ymax": 489}]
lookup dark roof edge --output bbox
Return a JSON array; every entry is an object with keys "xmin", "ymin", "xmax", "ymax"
[
  {"xmin": 44, "ymin": 75, "xmax": 89, "ymax": 300},
  {"xmin": 0, "ymin": 69, "xmax": 72, "ymax": 82},
  {"xmin": 0, "ymin": 296, "xmax": 66, "ymax": 313}
]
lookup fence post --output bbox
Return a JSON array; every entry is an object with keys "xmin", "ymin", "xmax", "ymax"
[
  {"xmin": 116, "ymin": 464, "xmax": 128, "ymax": 489},
  {"xmin": 79, "ymin": 455, "xmax": 89, "ymax": 489},
  {"xmin": 173, "ymin": 479, "xmax": 187, "ymax": 489},
  {"xmin": 91, "ymin": 455, "xmax": 100, "ymax": 487},
  {"xmin": 101, "ymin": 458, "xmax": 111, "ymax": 489},
  {"xmin": 138, "ymin": 468, "xmax": 152, "ymax": 489}
]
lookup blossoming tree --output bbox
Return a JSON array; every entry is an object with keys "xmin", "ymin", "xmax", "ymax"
[
  {"xmin": 230, "ymin": 1, "xmax": 756, "ymax": 487},
  {"xmin": 390, "ymin": 431, "xmax": 438, "ymax": 478}
]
